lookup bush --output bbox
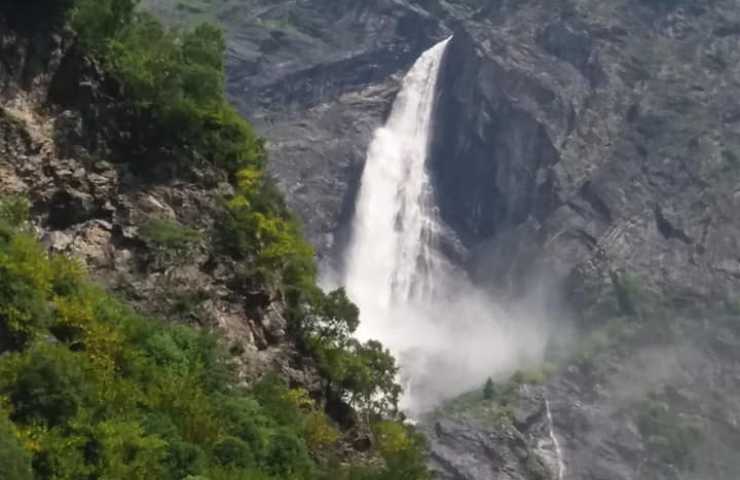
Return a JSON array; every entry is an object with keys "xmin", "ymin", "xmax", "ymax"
[
  {"xmin": 483, "ymin": 377, "xmax": 495, "ymax": 400},
  {"xmin": 213, "ymin": 436, "xmax": 254, "ymax": 468},
  {"xmin": 611, "ymin": 271, "xmax": 643, "ymax": 317},
  {"xmin": 636, "ymin": 397, "xmax": 701, "ymax": 469},
  {"xmin": 1, "ymin": 344, "xmax": 92, "ymax": 427},
  {"xmin": 140, "ymin": 218, "xmax": 202, "ymax": 253},
  {"xmin": 264, "ymin": 428, "xmax": 313, "ymax": 478},
  {"xmin": 0, "ymin": 229, "xmax": 80, "ymax": 350},
  {"xmin": 0, "ymin": 415, "xmax": 32, "ymax": 480},
  {"xmin": 372, "ymin": 421, "xmax": 430, "ymax": 480},
  {"xmin": 71, "ymin": 0, "xmax": 138, "ymax": 51},
  {"xmin": 0, "ymin": 195, "xmax": 30, "ymax": 229}
]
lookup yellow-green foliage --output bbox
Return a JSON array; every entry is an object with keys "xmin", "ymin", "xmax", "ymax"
[
  {"xmin": 0, "ymin": 412, "xmax": 32, "ymax": 480},
  {"xmin": 0, "ymin": 225, "xmax": 311, "ymax": 479},
  {"xmin": 0, "ymin": 216, "xmax": 427, "ymax": 479},
  {"xmin": 370, "ymin": 421, "xmax": 430, "ymax": 480},
  {"xmin": 0, "ymin": 195, "xmax": 29, "ymax": 229},
  {"xmin": 0, "ymin": 2, "xmax": 431, "ymax": 477},
  {"xmin": 220, "ymin": 167, "xmax": 316, "ymax": 291}
]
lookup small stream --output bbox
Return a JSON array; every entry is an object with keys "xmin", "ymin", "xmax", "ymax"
[{"xmin": 545, "ymin": 397, "xmax": 566, "ymax": 480}]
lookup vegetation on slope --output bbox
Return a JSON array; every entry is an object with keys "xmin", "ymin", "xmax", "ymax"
[
  {"xmin": 0, "ymin": 203, "xmax": 425, "ymax": 479},
  {"xmin": 0, "ymin": 1, "xmax": 428, "ymax": 479}
]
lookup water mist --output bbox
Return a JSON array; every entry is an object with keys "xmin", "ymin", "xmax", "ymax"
[{"xmin": 342, "ymin": 37, "xmax": 549, "ymax": 414}]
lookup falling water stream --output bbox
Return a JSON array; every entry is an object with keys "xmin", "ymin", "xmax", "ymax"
[
  {"xmin": 545, "ymin": 397, "xmax": 566, "ymax": 480},
  {"xmin": 344, "ymin": 37, "xmax": 452, "ymax": 310},
  {"xmin": 341, "ymin": 31, "xmax": 564, "ymax": 475},
  {"xmin": 342, "ymin": 37, "xmax": 452, "ymax": 411}
]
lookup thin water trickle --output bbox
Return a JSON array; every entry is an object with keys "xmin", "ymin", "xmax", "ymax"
[{"xmin": 545, "ymin": 397, "xmax": 566, "ymax": 480}]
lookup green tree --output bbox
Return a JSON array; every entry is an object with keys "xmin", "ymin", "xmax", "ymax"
[
  {"xmin": 0, "ymin": 416, "xmax": 32, "ymax": 480},
  {"xmin": 483, "ymin": 377, "xmax": 495, "ymax": 400},
  {"xmin": 1, "ymin": 345, "xmax": 92, "ymax": 427},
  {"xmin": 72, "ymin": 0, "xmax": 139, "ymax": 50}
]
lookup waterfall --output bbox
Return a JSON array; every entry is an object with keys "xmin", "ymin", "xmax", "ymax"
[
  {"xmin": 340, "ymin": 36, "xmax": 549, "ymax": 413},
  {"xmin": 545, "ymin": 397, "xmax": 566, "ymax": 480},
  {"xmin": 342, "ymin": 37, "xmax": 452, "ymax": 411},
  {"xmin": 344, "ymin": 37, "xmax": 451, "ymax": 314}
]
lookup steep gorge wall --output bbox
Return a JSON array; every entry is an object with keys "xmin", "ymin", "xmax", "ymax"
[
  {"xmin": 140, "ymin": 0, "xmax": 740, "ymax": 478},
  {"xmin": 205, "ymin": 0, "xmax": 740, "ymax": 308},
  {"xmin": 429, "ymin": 0, "xmax": 740, "ymax": 309}
]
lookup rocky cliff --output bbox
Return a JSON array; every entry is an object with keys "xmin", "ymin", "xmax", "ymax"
[
  {"xmin": 75, "ymin": 0, "xmax": 740, "ymax": 478},
  {"xmin": 145, "ymin": 0, "xmax": 740, "ymax": 298},
  {"xmin": 0, "ymin": 12, "xmax": 317, "ymax": 390}
]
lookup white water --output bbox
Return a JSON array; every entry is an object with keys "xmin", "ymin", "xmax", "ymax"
[
  {"xmin": 341, "ymin": 37, "xmax": 550, "ymax": 413},
  {"xmin": 344, "ymin": 37, "xmax": 452, "ymax": 311},
  {"xmin": 342, "ymin": 38, "xmax": 453, "ymax": 411},
  {"xmin": 545, "ymin": 397, "xmax": 566, "ymax": 480}
]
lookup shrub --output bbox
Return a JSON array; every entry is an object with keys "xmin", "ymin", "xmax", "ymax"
[
  {"xmin": 483, "ymin": 377, "xmax": 495, "ymax": 400},
  {"xmin": 636, "ymin": 397, "xmax": 701, "ymax": 469},
  {"xmin": 219, "ymin": 168, "xmax": 315, "ymax": 291},
  {"xmin": 1, "ymin": 344, "xmax": 92, "ymax": 427},
  {"xmin": 213, "ymin": 436, "xmax": 254, "ymax": 468},
  {"xmin": 264, "ymin": 428, "xmax": 313, "ymax": 478},
  {"xmin": 372, "ymin": 421, "xmax": 430, "ymax": 480},
  {"xmin": 140, "ymin": 218, "xmax": 202, "ymax": 254},
  {"xmin": 71, "ymin": 0, "xmax": 139, "ymax": 51},
  {"xmin": 0, "ymin": 415, "xmax": 32, "ymax": 480},
  {"xmin": 0, "ymin": 195, "xmax": 30, "ymax": 229},
  {"xmin": 611, "ymin": 271, "xmax": 643, "ymax": 317}
]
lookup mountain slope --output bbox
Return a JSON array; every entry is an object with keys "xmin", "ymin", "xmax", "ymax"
[
  {"xmin": 0, "ymin": 3, "xmax": 428, "ymax": 479},
  {"xmin": 137, "ymin": 0, "xmax": 740, "ymax": 478}
]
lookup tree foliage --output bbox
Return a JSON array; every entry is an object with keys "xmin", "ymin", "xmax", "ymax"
[
  {"xmin": 0, "ymin": 415, "xmax": 32, "ymax": 480},
  {"xmin": 0, "ymin": 220, "xmax": 426, "ymax": 479},
  {"xmin": 0, "ymin": 2, "xmax": 430, "ymax": 477}
]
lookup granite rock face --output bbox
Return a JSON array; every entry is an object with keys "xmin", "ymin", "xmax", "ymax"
[
  {"xmin": 171, "ymin": 0, "xmax": 740, "ymax": 309},
  {"xmin": 194, "ymin": 0, "xmax": 740, "ymax": 477},
  {"xmin": 431, "ymin": 0, "xmax": 740, "ymax": 308}
]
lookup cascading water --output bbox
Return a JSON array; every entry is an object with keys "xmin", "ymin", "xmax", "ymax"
[
  {"xmin": 342, "ymin": 37, "xmax": 452, "ymax": 411},
  {"xmin": 344, "ymin": 36, "xmax": 451, "ymax": 311},
  {"xmin": 341, "ymin": 36, "xmax": 550, "ymax": 414},
  {"xmin": 545, "ymin": 397, "xmax": 566, "ymax": 480}
]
